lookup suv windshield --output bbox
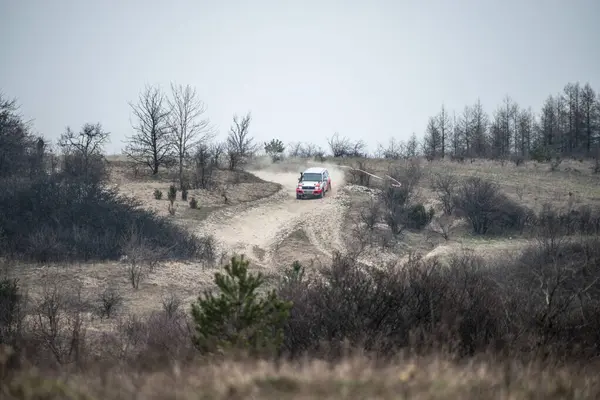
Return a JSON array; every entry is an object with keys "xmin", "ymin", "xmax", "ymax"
[{"xmin": 302, "ymin": 173, "xmax": 322, "ymax": 182}]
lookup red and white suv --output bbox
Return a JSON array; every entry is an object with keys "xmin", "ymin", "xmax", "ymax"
[{"xmin": 296, "ymin": 167, "xmax": 331, "ymax": 199}]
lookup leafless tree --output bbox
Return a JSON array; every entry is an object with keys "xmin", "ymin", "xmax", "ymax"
[
  {"xmin": 423, "ymin": 116, "xmax": 441, "ymax": 159},
  {"xmin": 581, "ymin": 83, "xmax": 597, "ymax": 155},
  {"xmin": 161, "ymin": 293, "xmax": 183, "ymax": 318},
  {"xmin": 211, "ymin": 141, "xmax": 225, "ymax": 167},
  {"xmin": 382, "ymin": 138, "xmax": 403, "ymax": 159},
  {"xmin": 122, "ymin": 229, "xmax": 166, "ymax": 289},
  {"xmin": 191, "ymin": 142, "xmax": 216, "ymax": 189},
  {"xmin": 427, "ymin": 214, "xmax": 453, "ymax": 241},
  {"xmin": 437, "ymin": 104, "xmax": 452, "ymax": 159},
  {"xmin": 350, "ymin": 139, "xmax": 367, "ymax": 157},
  {"xmin": 124, "ymin": 85, "xmax": 172, "ymax": 175},
  {"xmin": 97, "ymin": 285, "xmax": 123, "ymax": 319},
  {"xmin": 167, "ymin": 83, "xmax": 215, "ymax": 189},
  {"xmin": 430, "ymin": 172, "xmax": 458, "ymax": 215},
  {"xmin": 0, "ymin": 93, "xmax": 36, "ymax": 179},
  {"xmin": 405, "ymin": 133, "xmax": 420, "ymax": 158},
  {"xmin": 327, "ymin": 132, "xmax": 352, "ymax": 157},
  {"xmin": 58, "ymin": 122, "xmax": 110, "ymax": 184},
  {"xmin": 288, "ymin": 142, "xmax": 303, "ymax": 157},
  {"xmin": 300, "ymin": 142, "xmax": 317, "ymax": 158},
  {"xmin": 313, "ymin": 146, "xmax": 326, "ymax": 161},
  {"xmin": 32, "ymin": 272, "xmax": 87, "ymax": 365},
  {"xmin": 226, "ymin": 112, "xmax": 256, "ymax": 170}
]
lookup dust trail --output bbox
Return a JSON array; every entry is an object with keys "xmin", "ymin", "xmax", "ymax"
[{"xmin": 195, "ymin": 158, "xmax": 349, "ymax": 268}]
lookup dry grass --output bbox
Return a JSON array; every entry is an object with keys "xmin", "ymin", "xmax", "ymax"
[
  {"xmin": 5, "ymin": 353, "xmax": 600, "ymax": 399},
  {"xmin": 4, "ymin": 158, "xmax": 282, "ymax": 323},
  {"xmin": 336, "ymin": 156, "xmax": 600, "ymax": 264},
  {"xmin": 336, "ymin": 156, "xmax": 600, "ymax": 210},
  {"xmin": 108, "ymin": 158, "xmax": 281, "ymax": 219}
]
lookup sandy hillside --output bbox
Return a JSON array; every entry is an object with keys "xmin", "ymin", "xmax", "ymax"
[
  {"xmin": 196, "ymin": 162, "xmax": 350, "ymax": 269},
  {"xmin": 13, "ymin": 156, "xmax": 600, "ymax": 319},
  {"xmin": 11, "ymin": 159, "xmax": 355, "ymax": 318}
]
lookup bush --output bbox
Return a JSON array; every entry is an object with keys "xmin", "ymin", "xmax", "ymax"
[
  {"xmin": 430, "ymin": 172, "xmax": 457, "ymax": 215},
  {"xmin": 98, "ymin": 286, "xmax": 122, "ymax": 319},
  {"xmin": 277, "ymin": 238, "xmax": 600, "ymax": 361},
  {"xmin": 278, "ymin": 251, "xmax": 501, "ymax": 358},
  {"xmin": 111, "ymin": 311, "xmax": 193, "ymax": 367},
  {"xmin": 0, "ymin": 176, "xmax": 212, "ymax": 262},
  {"xmin": 377, "ymin": 160, "xmax": 425, "ymax": 234},
  {"xmin": 264, "ymin": 139, "xmax": 285, "ymax": 163},
  {"xmin": 530, "ymin": 146, "xmax": 554, "ymax": 162},
  {"xmin": 153, "ymin": 189, "xmax": 163, "ymax": 200},
  {"xmin": 453, "ymin": 177, "xmax": 530, "ymax": 235},
  {"xmin": 347, "ymin": 160, "xmax": 372, "ymax": 187},
  {"xmin": 161, "ymin": 293, "xmax": 182, "ymax": 318},
  {"xmin": 532, "ymin": 204, "xmax": 600, "ymax": 239},
  {"xmin": 405, "ymin": 203, "xmax": 434, "ymax": 229},
  {"xmin": 190, "ymin": 255, "xmax": 292, "ymax": 356},
  {"xmin": 0, "ymin": 278, "xmax": 21, "ymax": 345}
]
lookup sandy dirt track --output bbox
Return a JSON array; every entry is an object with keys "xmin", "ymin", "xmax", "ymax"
[{"xmin": 195, "ymin": 162, "xmax": 350, "ymax": 268}]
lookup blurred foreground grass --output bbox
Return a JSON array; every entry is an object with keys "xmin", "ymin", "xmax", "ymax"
[{"xmin": 3, "ymin": 352, "xmax": 600, "ymax": 399}]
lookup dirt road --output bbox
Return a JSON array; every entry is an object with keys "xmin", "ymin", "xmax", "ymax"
[{"xmin": 196, "ymin": 162, "xmax": 349, "ymax": 268}]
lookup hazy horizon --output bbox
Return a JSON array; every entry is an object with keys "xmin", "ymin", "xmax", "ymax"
[{"xmin": 1, "ymin": 0, "xmax": 599, "ymax": 155}]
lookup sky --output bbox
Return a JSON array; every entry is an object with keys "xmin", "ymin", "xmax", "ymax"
[{"xmin": 1, "ymin": 0, "xmax": 599, "ymax": 155}]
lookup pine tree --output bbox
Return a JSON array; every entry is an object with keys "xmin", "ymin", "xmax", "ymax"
[{"xmin": 190, "ymin": 255, "xmax": 292, "ymax": 355}]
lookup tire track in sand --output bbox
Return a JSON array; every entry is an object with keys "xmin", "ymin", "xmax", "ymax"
[{"xmin": 195, "ymin": 164, "xmax": 349, "ymax": 269}]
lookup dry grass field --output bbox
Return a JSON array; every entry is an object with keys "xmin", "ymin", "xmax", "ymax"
[
  {"xmin": 5, "ymin": 350, "xmax": 600, "ymax": 399},
  {"xmin": 4, "ymin": 154, "xmax": 600, "ymax": 399}
]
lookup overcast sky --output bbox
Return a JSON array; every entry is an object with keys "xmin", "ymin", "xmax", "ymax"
[{"xmin": 1, "ymin": 0, "xmax": 599, "ymax": 155}]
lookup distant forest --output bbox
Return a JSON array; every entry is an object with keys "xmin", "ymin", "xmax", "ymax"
[{"xmin": 419, "ymin": 81, "xmax": 600, "ymax": 162}]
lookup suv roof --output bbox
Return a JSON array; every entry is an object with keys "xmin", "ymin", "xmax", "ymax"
[{"xmin": 303, "ymin": 167, "xmax": 327, "ymax": 174}]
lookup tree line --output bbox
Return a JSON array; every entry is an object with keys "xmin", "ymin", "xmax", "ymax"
[
  {"xmin": 420, "ymin": 81, "xmax": 600, "ymax": 162},
  {"xmin": 259, "ymin": 80, "xmax": 599, "ymax": 164}
]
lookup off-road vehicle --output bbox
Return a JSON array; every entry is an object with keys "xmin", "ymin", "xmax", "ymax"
[{"xmin": 296, "ymin": 167, "xmax": 331, "ymax": 199}]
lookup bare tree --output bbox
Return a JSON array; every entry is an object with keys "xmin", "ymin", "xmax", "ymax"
[
  {"xmin": 405, "ymin": 133, "xmax": 420, "ymax": 158},
  {"xmin": 437, "ymin": 104, "xmax": 452, "ymax": 159},
  {"xmin": 382, "ymin": 138, "xmax": 403, "ymax": 159},
  {"xmin": 124, "ymin": 85, "xmax": 172, "ymax": 175},
  {"xmin": 191, "ymin": 142, "xmax": 216, "ymax": 189},
  {"xmin": 581, "ymin": 83, "xmax": 597, "ymax": 155},
  {"xmin": 32, "ymin": 272, "xmax": 86, "ymax": 365},
  {"xmin": 168, "ymin": 83, "xmax": 215, "ymax": 189},
  {"xmin": 430, "ymin": 172, "xmax": 457, "ymax": 215},
  {"xmin": 211, "ymin": 141, "xmax": 225, "ymax": 167},
  {"xmin": 288, "ymin": 142, "xmax": 303, "ymax": 157},
  {"xmin": 300, "ymin": 142, "xmax": 317, "ymax": 158},
  {"xmin": 470, "ymin": 99, "xmax": 489, "ymax": 158},
  {"xmin": 0, "ymin": 94, "xmax": 50, "ymax": 180},
  {"xmin": 226, "ymin": 112, "xmax": 255, "ymax": 170},
  {"xmin": 350, "ymin": 139, "xmax": 367, "ymax": 157},
  {"xmin": 423, "ymin": 116, "xmax": 441, "ymax": 159},
  {"xmin": 327, "ymin": 132, "xmax": 352, "ymax": 157},
  {"xmin": 58, "ymin": 122, "xmax": 110, "ymax": 184}
]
